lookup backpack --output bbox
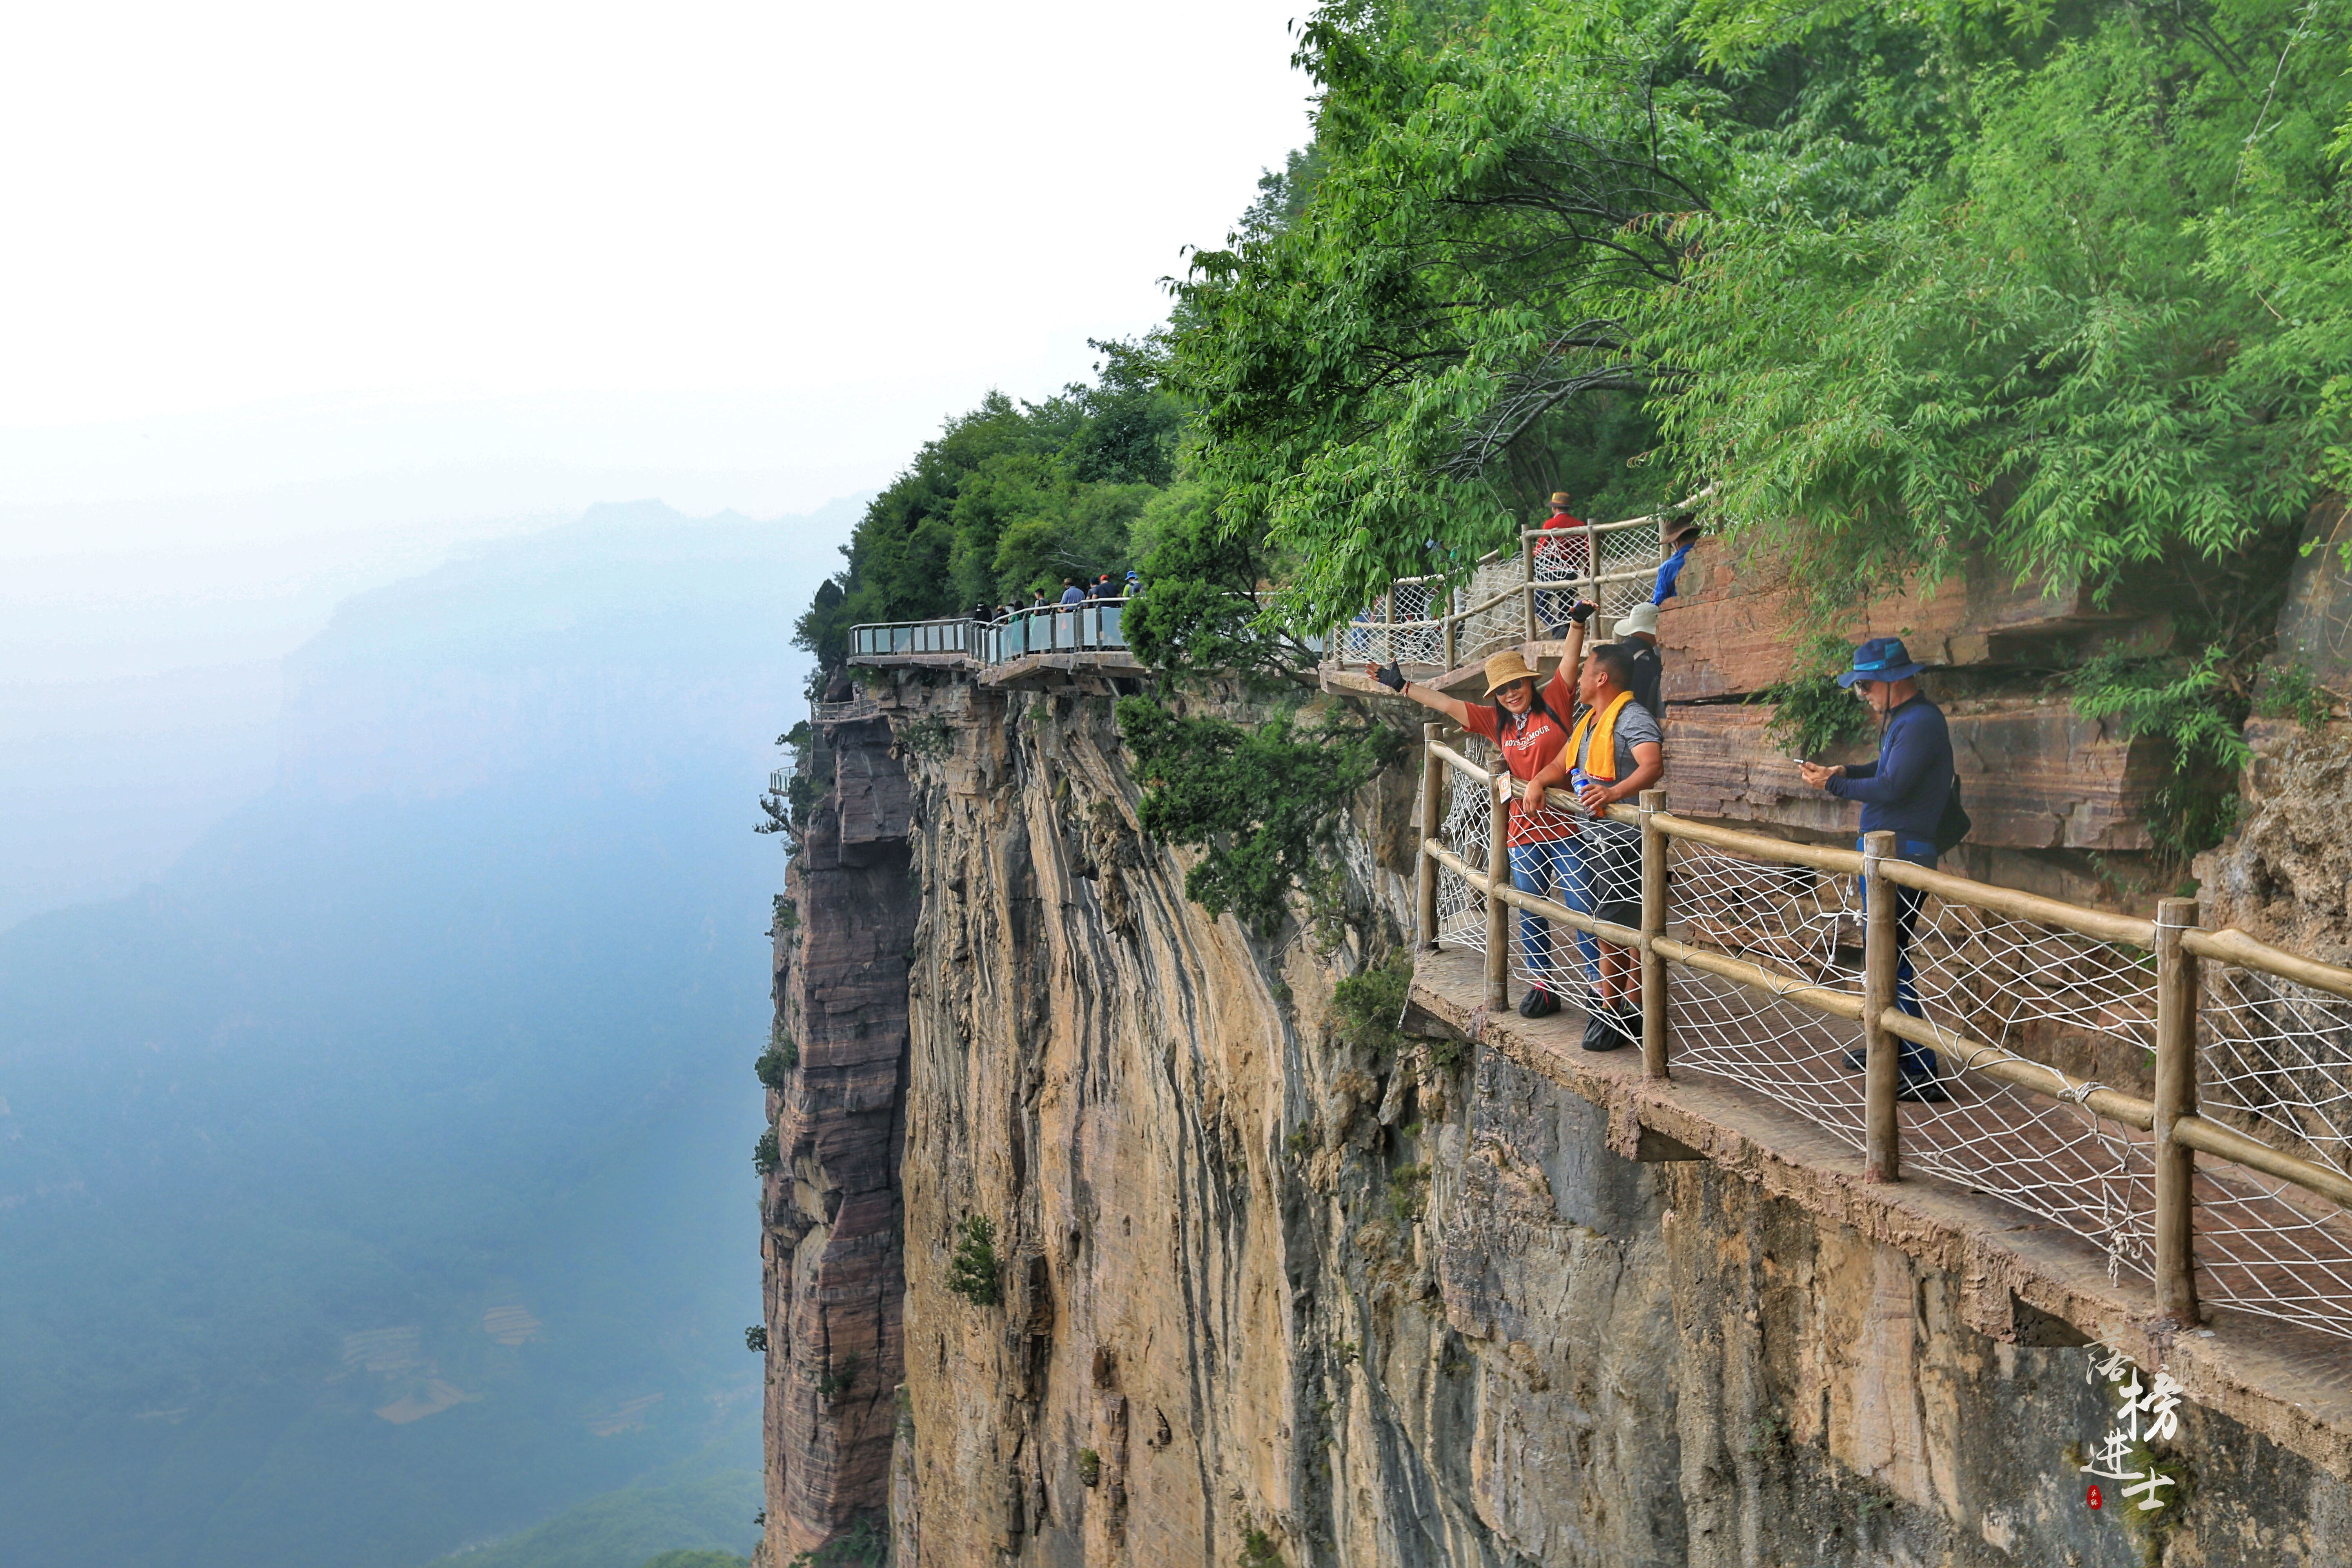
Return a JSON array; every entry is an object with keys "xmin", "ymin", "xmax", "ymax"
[{"xmin": 1933, "ymin": 773, "xmax": 1972, "ymax": 855}]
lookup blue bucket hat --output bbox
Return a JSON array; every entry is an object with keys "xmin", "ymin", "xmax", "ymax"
[{"xmin": 1835, "ymin": 635, "xmax": 1927, "ymax": 688}]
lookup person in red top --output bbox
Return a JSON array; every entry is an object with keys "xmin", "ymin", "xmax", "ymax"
[
  {"xmin": 1533, "ymin": 490, "xmax": 1588, "ymax": 634},
  {"xmin": 1368, "ymin": 608, "xmax": 1595, "ymax": 1020}
]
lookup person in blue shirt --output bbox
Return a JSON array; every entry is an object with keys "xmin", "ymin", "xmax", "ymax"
[
  {"xmin": 1797, "ymin": 637, "xmax": 1953, "ymax": 1102},
  {"xmin": 1651, "ymin": 520, "xmax": 1701, "ymax": 606},
  {"xmin": 1060, "ymin": 578, "xmax": 1088, "ymax": 606}
]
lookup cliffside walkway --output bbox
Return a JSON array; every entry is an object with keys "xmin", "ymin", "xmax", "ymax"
[
  {"xmin": 846, "ymin": 603, "xmax": 1145, "ymax": 688},
  {"xmin": 1321, "ymin": 507, "xmax": 1682, "ymax": 699},
  {"xmin": 1405, "ymin": 730, "xmax": 2352, "ymax": 1464}
]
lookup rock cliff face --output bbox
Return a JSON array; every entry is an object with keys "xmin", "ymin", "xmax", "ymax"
[
  {"xmin": 756, "ymin": 673, "xmax": 2350, "ymax": 1568},
  {"xmin": 758, "ymin": 713, "xmax": 917, "ymax": 1559}
]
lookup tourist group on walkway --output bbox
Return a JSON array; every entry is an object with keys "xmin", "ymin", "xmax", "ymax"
[
  {"xmin": 975, "ymin": 570, "xmax": 1137, "ymax": 625},
  {"xmin": 1368, "ymin": 492, "xmax": 1958, "ymax": 1098}
]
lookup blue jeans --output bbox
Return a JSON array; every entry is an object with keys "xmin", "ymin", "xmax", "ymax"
[
  {"xmin": 1860, "ymin": 837, "xmax": 1942, "ymax": 1078},
  {"xmin": 1510, "ymin": 837, "xmax": 1597, "ymax": 990}
]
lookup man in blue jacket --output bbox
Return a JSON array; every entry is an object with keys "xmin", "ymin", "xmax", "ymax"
[{"xmin": 1797, "ymin": 637, "xmax": 1952, "ymax": 1102}]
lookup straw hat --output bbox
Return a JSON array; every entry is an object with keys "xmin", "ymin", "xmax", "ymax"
[{"xmin": 1482, "ymin": 650, "xmax": 1543, "ymax": 695}]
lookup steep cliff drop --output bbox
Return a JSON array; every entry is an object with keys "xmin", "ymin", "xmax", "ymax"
[
  {"xmin": 758, "ymin": 713, "xmax": 916, "ymax": 1561},
  {"xmin": 760, "ymin": 677, "xmax": 2352, "ymax": 1568}
]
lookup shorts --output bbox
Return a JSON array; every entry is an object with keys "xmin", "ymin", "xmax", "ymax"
[{"xmin": 1579, "ymin": 825, "xmax": 1641, "ymax": 930}]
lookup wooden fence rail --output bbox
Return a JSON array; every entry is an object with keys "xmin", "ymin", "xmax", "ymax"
[{"xmin": 1414, "ymin": 736, "xmax": 2352, "ymax": 1336}]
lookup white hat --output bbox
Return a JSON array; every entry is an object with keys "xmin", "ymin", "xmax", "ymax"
[{"xmin": 1617, "ymin": 602, "xmax": 1660, "ymax": 637}]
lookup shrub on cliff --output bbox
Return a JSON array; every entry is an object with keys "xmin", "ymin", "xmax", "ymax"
[
  {"xmin": 944, "ymin": 1215, "xmax": 1000, "ymax": 1307},
  {"xmin": 755, "ymin": 1032, "xmax": 797, "ymax": 1090},
  {"xmin": 1330, "ymin": 949, "xmax": 1412, "ymax": 1056},
  {"xmin": 1116, "ymin": 699, "xmax": 1401, "ymax": 933}
]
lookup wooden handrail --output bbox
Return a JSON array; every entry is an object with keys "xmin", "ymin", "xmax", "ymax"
[
  {"xmin": 1410, "ymin": 746, "xmax": 2352, "ymax": 1243},
  {"xmin": 2183, "ymin": 925, "xmax": 2352, "ymax": 1003},
  {"xmin": 1427, "ymin": 741, "xmax": 1493, "ymax": 786},
  {"xmin": 2171, "ymin": 1114, "xmax": 2352, "ymax": 1210}
]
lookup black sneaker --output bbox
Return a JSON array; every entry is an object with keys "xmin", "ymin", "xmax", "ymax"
[
  {"xmin": 1841, "ymin": 1047, "xmax": 1867, "ymax": 1074},
  {"xmin": 1581, "ymin": 1011, "xmax": 1629, "ymax": 1052},
  {"xmin": 1897, "ymin": 1074, "xmax": 1951, "ymax": 1104},
  {"xmin": 1518, "ymin": 985, "xmax": 1561, "ymax": 1019}
]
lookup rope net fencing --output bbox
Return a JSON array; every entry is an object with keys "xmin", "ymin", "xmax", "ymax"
[
  {"xmin": 1423, "ymin": 751, "xmax": 2352, "ymax": 1340},
  {"xmin": 1863, "ymin": 891, "xmax": 2162, "ymax": 1286},
  {"xmin": 1340, "ymin": 580, "xmax": 1447, "ymax": 667},
  {"xmin": 2192, "ymin": 964, "xmax": 2352, "ymax": 1336},
  {"xmin": 1456, "ymin": 559, "xmax": 1531, "ymax": 668},
  {"xmin": 1659, "ymin": 843, "xmax": 1871, "ymax": 1155}
]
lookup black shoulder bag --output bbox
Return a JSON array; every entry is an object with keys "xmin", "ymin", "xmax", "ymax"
[{"xmin": 1933, "ymin": 773, "xmax": 1972, "ymax": 855}]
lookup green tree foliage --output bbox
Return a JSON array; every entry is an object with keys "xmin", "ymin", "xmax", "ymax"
[
  {"xmin": 944, "ymin": 1215, "xmax": 1001, "ymax": 1306},
  {"xmin": 1167, "ymin": 0, "xmax": 2352, "ymax": 858},
  {"xmin": 1757, "ymin": 635, "xmax": 1877, "ymax": 759},
  {"xmin": 1176, "ymin": 0, "xmax": 2352, "ymax": 625},
  {"xmin": 1116, "ymin": 699, "xmax": 1401, "ymax": 931},
  {"xmin": 1167, "ymin": 0, "xmax": 1702, "ymax": 632},
  {"xmin": 793, "ymin": 348, "xmax": 1180, "ymax": 666},
  {"xmin": 1122, "ymin": 481, "xmax": 1319, "ymax": 676},
  {"xmin": 786, "ymin": 1517, "xmax": 888, "ymax": 1568},
  {"xmin": 1650, "ymin": 0, "xmax": 2352, "ymax": 615},
  {"xmin": 1331, "ymin": 949, "xmax": 1413, "ymax": 1055},
  {"xmin": 755, "ymin": 1028, "xmax": 798, "ymax": 1089}
]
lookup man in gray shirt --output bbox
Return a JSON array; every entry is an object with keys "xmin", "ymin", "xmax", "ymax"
[{"xmin": 1528, "ymin": 642, "xmax": 1665, "ymax": 1050}]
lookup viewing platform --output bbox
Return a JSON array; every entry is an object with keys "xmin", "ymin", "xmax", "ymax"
[{"xmin": 846, "ymin": 601, "xmax": 1144, "ymax": 689}]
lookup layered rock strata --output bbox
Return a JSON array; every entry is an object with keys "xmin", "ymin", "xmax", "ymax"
[
  {"xmin": 758, "ymin": 714, "xmax": 916, "ymax": 1559},
  {"xmin": 755, "ymin": 671, "xmax": 2351, "ymax": 1567}
]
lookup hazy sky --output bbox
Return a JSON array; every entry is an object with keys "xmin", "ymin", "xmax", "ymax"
[
  {"xmin": 0, "ymin": 1, "xmax": 1314, "ymax": 930},
  {"xmin": 0, "ymin": 0, "xmax": 1316, "ymax": 529}
]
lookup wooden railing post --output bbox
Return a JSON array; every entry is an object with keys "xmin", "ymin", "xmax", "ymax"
[
  {"xmin": 1520, "ymin": 529, "xmax": 1536, "ymax": 641},
  {"xmin": 1639, "ymin": 788, "xmax": 1670, "ymax": 1079},
  {"xmin": 2154, "ymin": 895, "xmax": 2203, "ymax": 1325},
  {"xmin": 1862, "ymin": 830, "xmax": 1901, "ymax": 1183},
  {"xmin": 1443, "ymin": 586, "xmax": 1459, "ymax": 671},
  {"xmin": 1417, "ymin": 723, "xmax": 1442, "ymax": 951},
  {"xmin": 1582, "ymin": 515, "xmax": 1599, "ymax": 607},
  {"xmin": 1485, "ymin": 776, "xmax": 1510, "ymax": 1011}
]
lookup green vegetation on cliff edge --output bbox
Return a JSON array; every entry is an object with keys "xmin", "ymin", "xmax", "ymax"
[{"xmin": 800, "ymin": 0, "xmax": 2352, "ymax": 876}]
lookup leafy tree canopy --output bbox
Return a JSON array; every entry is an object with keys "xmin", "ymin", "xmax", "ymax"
[
  {"xmin": 1169, "ymin": 0, "xmax": 2352, "ymax": 633},
  {"xmin": 793, "ymin": 345, "xmax": 1180, "ymax": 669}
]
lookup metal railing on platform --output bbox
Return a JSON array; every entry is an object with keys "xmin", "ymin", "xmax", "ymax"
[
  {"xmin": 1414, "ymin": 725, "xmax": 2352, "ymax": 1343},
  {"xmin": 846, "ymin": 601, "xmax": 1134, "ymax": 670},
  {"xmin": 976, "ymin": 600, "xmax": 1128, "ymax": 664},
  {"xmin": 849, "ymin": 619, "xmax": 974, "ymax": 659}
]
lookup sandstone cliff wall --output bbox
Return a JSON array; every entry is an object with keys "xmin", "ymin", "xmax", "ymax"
[
  {"xmin": 754, "ymin": 672, "xmax": 2350, "ymax": 1568},
  {"xmin": 758, "ymin": 714, "xmax": 918, "ymax": 1559}
]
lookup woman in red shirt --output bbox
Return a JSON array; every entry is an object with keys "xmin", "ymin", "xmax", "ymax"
[{"xmin": 1368, "ymin": 610, "xmax": 1594, "ymax": 1020}]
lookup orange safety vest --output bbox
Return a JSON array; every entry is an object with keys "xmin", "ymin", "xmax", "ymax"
[{"xmin": 1565, "ymin": 690, "xmax": 1634, "ymax": 783}]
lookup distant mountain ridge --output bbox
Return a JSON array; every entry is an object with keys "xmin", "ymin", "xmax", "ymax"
[{"xmin": 0, "ymin": 497, "xmax": 851, "ymax": 1568}]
